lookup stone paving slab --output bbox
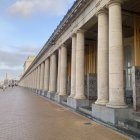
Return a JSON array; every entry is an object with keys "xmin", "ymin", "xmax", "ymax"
[{"xmin": 0, "ymin": 87, "xmax": 132, "ymax": 140}]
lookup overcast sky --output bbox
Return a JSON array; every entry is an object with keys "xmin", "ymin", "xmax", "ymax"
[{"xmin": 0, "ymin": 0, "xmax": 75, "ymax": 80}]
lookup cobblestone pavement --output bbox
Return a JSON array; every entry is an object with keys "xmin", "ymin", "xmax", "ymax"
[{"xmin": 0, "ymin": 87, "xmax": 132, "ymax": 140}]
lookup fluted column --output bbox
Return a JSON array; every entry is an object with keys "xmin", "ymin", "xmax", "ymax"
[
  {"xmin": 57, "ymin": 48, "xmax": 61, "ymax": 94},
  {"xmin": 44, "ymin": 59, "xmax": 50, "ymax": 91},
  {"xmin": 107, "ymin": 0, "xmax": 127, "ymax": 108},
  {"xmin": 49, "ymin": 53, "xmax": 57, "ymax": 92},
  {"xmin": 59, "ymin": 45, "xmax": 67, "ymax": 95},
  {"xmin": 69, "ymin": 34, "xmax": 76, "ymax": 97},
  {"xmin": 74, "ymin": 30, "xmax": 86, "ymax": 99},
  {"xmin": 40, "ymin": 62, "xmax": 45, "ymax": 90},
  {"xmin": 95, "ymin": 9, "xmax": 109, "ymax": 105}
]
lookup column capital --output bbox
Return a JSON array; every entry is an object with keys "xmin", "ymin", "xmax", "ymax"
[
  {"xmin": 51, "ymin": 51, "xmax": 56, "ymax": 57},
  {"xmin": 71, "ymin": 33, "xmax": 76, "ymax": 38},
  {"xmin": 61, "ymin": 43, "xmax": 66, "ymax": 48},
  {"xmin": 96, "ymin": 8, "xmax": 108, "ymax": 16},
  {"xmin": 107, "ymin": 0, "xmax": 123, "ymax": 8},
  {"xmin": 77, "ymin": 29, "xmax": 86, "ymax": 34},
  {"xmin": 45, "ymin": 58, "xmax": 49, "ymax": 61}
]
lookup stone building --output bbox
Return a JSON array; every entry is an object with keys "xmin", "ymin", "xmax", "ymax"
[
  {"xmin": 24, "ymin": 56, "xmax": 36, "ymax": 73},
  {"xmin": 19, "ymin": 0, "xmax": 140, "ymax": 134}
]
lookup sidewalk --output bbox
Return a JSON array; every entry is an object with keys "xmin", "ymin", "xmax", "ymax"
[{"xmin": 0, "ymin": 87, "xmax": 132, "ymax": 140}]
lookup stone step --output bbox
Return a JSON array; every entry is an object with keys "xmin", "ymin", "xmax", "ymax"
[
  {"xmin": 117, "ymin": 119, "xmax": 140, "ymax": 138},
  {"xmin": 61, "ymin": 100, "xmax": 67, "ymax": 106},
  {"xmin": 78, "ymin": 106, "xmax": 92, "ymax": 116}
]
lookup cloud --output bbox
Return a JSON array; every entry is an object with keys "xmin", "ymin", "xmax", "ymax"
[
  {"xmin": 0, "ymin": 45, "xmax": 39, "ymax": 80},
  {"xmin": 8, "ymin": 0, "xmax": 75, "ymax": 17}
]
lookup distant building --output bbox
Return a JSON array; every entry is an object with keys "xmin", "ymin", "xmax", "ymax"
[
  {"xmin": 24, "ymin": 56, "xmax": 36, "ymax": 73},
  {"xmin": 3, "ymin": 73, "xmax": 18, "ymax": 87},
  {"xmin": 4, "ymin": 73, "xmax": 11, "ymax": 86}
]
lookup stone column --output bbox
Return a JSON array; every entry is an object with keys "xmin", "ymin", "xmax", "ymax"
[
  {"xmin": 59, "ymin": 45, "xmax": 67, "ymax": 95},
  {"xmin": 29, "ymin": 76, "xmax": 30, "ymax": 88},
  {"xmin": 37, "ymin": 66, "xmax": 41, "ymax": 90},
  {"xmin": 49, "ymin": 53, "xmax": 57, "ymax": 92},
  {"xmin": 69, "ymin": 34, "xmax": 76, "ymax": 97},
  {"xmin": 32, "ymin": 72, "xmax": 34, "ymax": 89},
  {"xmin": 107, "ymin": 0, "xmax": 127, "ymax": 108},
  {"xmin": 36, "ymin": 67, "xmax": 38, "ymax": 89},
  {"xmin": 33, "ymin": 70, "xmax": 36, "ymax": 89},
  {"xmin": 34, "ymin": 70, "xmax": 35, "ymax": 89},
  {"xmin": 28, "ymin": 76, "xmax": 30, "ymax": 88},
  {"xmin": 57, "ymin": 48, "xmax": 61, "ymax": 94},
  {"xmin": 44, "ymin": 59, "xmax": 50, "ymax": 91},
  {"xmin": 95, "ymin": 9, "xmax": 109, "ymax": 105},
  {"xmin": 28, "ymin": 76, "xmax": 29, "ymax": 88},
  {"xmin": 31, "ymin": 72, "xmax": 33, "ymax": 88},
  {"xmin": 74, "ymin": 30, "xmax": 86, "ymax": 99},
  {"xmin": 40, "ymin": 62, "xmax": 45, "ymax": 90},
  {"xmin": 35, "ymin": 68, "xmax": 38, "ymax": 89}
]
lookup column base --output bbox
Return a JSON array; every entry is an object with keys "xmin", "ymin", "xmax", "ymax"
[
  {"xmin": 47, "ymin": 92, "xmax": 56, "ymax": 100},
  {"xmin": 31, "ymin": 88, "xmax": 34, "ymax": 92},
  {"xmin": 44, "ymin": 90, "xmax": 48, "ymax": 97},
  {"xmin": 38, "ymin": 90, "xmax": 42, "ymax": 95},
  {"xmin": 35, "ymin": 89, "xmax": 38, "ymax": 94},
  {"xmin": 36, "ymin": 89, "xmax": 40, "ymax": 94},
  {"xmin": 74, "ymin": 95, "xmax": 86, "ymax": 100},
  {"xmin": 55, "ymin": 94, "xmax": 68, "ymax": 103},
  {"xmin": 92, "ymin": 104, "xmax": 131, "ymax": 125},
  {"xmin": 34, "ymin": 89, "xmax": 37, "ymax": 93},
  {"xmin": 40, "ymin": 90, "xmax": 45, "ymax": 96},
  {"xmin": 95, "ymin": 99, "xmax": 108, "ymax": 105},
  {"xmin": 67, "ymin": 97, "xmax": 89, "ymax": 109},
  {"xmin": 106, "ymin": 102, "xmax": 128, "ymax": 109},
  {"xmin": 32, "ymin": 88, "xmax": 36, "ymax": 93},
  {"xmin": 69, "ymin": 94, "xmax": 75, "ymax": 98}
]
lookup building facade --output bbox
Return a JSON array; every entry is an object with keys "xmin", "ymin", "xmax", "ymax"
[
  {"xmin": 24, "ymin": 56, "xmax": 36, "ymax": 73},
  {"xmin": 19, "ymin": 0, "xmax": 140, "ymax": 132}
]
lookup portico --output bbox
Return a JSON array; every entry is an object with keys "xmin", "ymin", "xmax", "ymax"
[{"xmin": 19, "ymin": 0, "xmax": 140, "ymax": 134}]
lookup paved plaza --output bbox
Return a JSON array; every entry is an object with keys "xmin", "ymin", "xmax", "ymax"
[{"xmin": 0, "ymin": 87, "xmax": 132, "ymax": 140}]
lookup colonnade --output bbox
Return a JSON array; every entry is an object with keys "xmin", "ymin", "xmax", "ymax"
[{"xmin": 19, "ymin": 0, "xmax": 126, "ymax": 109}]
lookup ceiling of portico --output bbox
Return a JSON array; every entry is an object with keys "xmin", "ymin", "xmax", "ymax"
[
  {"xmin": 81, "ymin": 16, "xmax": 98, "ymax": 41},
  {"xmin": 122, "ymin": 0, "xmax": 140, "ymax": 14},
  {"xmin": 56, "ymin": 0, "xmax": 140, "ymax": 57},
  {"xmin": 122, "ymin": 0, "xmax": 140, "ymax": 38}
]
